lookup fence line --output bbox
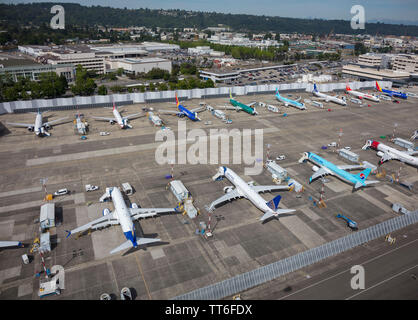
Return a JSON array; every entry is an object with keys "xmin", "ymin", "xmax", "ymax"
[
  {"xmin": 0, "ymin": 80, "xmax": 391, "ymax": 114},
  {"xmin": 173, "ymin": 211, "xmax": 418, "ymax": 300}
]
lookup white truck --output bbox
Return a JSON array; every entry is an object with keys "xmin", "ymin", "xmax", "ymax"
[{"xmin": 122, "ymin": 182, "xmax": 133, "ymax": 195}]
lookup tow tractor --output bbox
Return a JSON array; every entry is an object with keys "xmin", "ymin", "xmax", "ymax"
[{"xmin": 336, "ymin": 214, "xmax": 358, "ymax": 230}]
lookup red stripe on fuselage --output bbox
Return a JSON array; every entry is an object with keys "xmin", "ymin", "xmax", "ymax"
[{"xmin": 371, "ymin": 141, "xmax": 380, "ymax": 150}]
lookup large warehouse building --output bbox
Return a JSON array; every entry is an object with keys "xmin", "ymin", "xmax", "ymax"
[{"xmin": 105, "ymin": 57, "xmax": 172, "ymax": 75}]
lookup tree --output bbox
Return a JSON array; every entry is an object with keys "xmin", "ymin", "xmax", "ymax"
[
  {"xmin": 98, "ymin": 85, "xmax": 108, "ymax": 95},
  {"xmin": 70, "ymin": 65, "xmax": 97, "ymax": 96}
]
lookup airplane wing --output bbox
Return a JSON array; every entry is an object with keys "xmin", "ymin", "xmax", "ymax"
[
  {"xmin": 338, "ymin": 164, "xmax": 365, "ymax": 171},
  {"xmin": 92, "ymin": 116, "xmax": 116, "ymax": 122},
  {"xmin": 406, "ymin": 150, "xmax": 418, "ymax": 156},
  {"xmin": 129, "ymin": 207, "xmax": 176, "ymax": 220},
  {"xmin": 309, "ymin": 167, "xmax": 332, "ymax": 182},
  {"xmin": 189, "ymin": 106, "xmax": 206, "ymax": 113},
  {"xmin": 207, "ymin": 189, "xmax": 244, "ymax": 211},
  {"xmin": 251, "ymin": 185, "xmax": 290, "ymax": 193},
  {"xmin": 157, "ymin": 109, "xmax": 182, "ymax": 116},
  {"xmin": 221, "ymin": 106, "xmax": 240, "ymax": 111},
  {"xmin": 0, "ymin": 241, "xmax": 23, "ymax": 248},
  {"xmin": 123, "ymin": 113, "xmax": 145, "ymax": 121},
  {"xmin": 66, "ymin": 212, "xmax": 119, "ymax": 237},
  {"xmin": 44, "ymin": 117, "xmax": 69, "ymax": 126},
  {"xmin": 6, "ymin": 122, "xmax": 34, "ymax": 128},
  {"xmin": 109, "ymin": 237, "xmax": 161, "ymax": 254}
]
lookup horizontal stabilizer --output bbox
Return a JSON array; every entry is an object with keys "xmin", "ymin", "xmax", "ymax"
[
  {"xmin": 110, "ymin": 237, "xmax": 161, "ymax": 254},
  {"xmin": 354, "ymin": 180, "xmax": 379, "ymax": 189},
  {"xmin": 259, "ymin": 208, "xmax": 296, "ymax": 221}
]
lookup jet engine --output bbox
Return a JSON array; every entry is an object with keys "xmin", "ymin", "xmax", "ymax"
[
  {"xmin": 131, "ymin": 203, "xmax": 139, "ymax": 209},
  {"xmin": 377, "ymin": 151, "xmax": 384, "ymax": 157},
  {"xmin": 109, "ymin": 120, "xmax": 115, "ymax": 125},
  {"xmin": 223, "ymin": 186, "xmax": 234, "ymax": 193},
  {"xmin": 27, "ymin": 127, "xmax": 34, "ymax": 132},
  {"xmin": 102, "ymin": 208, "xmax": 111, "ymax": 216},
  {"xmin": 312, "ymin": 165, "xmax": 319, "ymax": 172},
  {"xmin": 44, "ymin": 124, "xmax": 51, "ymax": 130}
]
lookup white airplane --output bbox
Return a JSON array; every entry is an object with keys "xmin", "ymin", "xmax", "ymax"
[
  {"xmin": 147, "ymin": 112, "xmax": 163, "ymax": 126},
  {"xmin": 362, "ymin": 140, "xmax": 418, "ymax": 167},
  {"xmin": 345, "ymin": 84, "xmax": 380, "ymax": 102},
  {"xmin": 0, "ymin": 241, "xmax": 23, "ymax": 249},
  {"xmin": 312, "ymin": 84, "xmax": 347, "ymax": 106},
  {"xmin": 65, "ymin": 186, "xmax": 177, "ymax": 254},
  {"xmin": 6, "ymin": 110, "xmax": 68, "ymax": 137},
  {"xmin": 92, "ymin": 102, "xmax": 144, "ymax": 129},
  {"xmin": 208, "ymin": 166, "xmax": 296, "ymax": 222}
]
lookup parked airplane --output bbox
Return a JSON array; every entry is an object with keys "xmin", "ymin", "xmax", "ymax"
[
  {"xmin": 157, "ymin": 93, "xmax": 206, "ymax": 121},
  {"xmin": 222, "ymin": 91, "xmax": 258, "ymax": 115},
  {"xmin": 275, "ymin": 89, "xmax": 306, "ymax": 110},
  {"xmin": 312, "ymin": 84, "xmax": 347, "ymax": 106},
  {"xmin": 0, "ymin": 241, "xmax": 23, "ymax": 248},
  {"xmin": 362, "ymin": 140, "xmax": 418, "ymax": 167},
  {"xmin": 74, "ymin": 113, "xmax": 89, "ymax": 135},
  {"xmin": 208, "ymin": 166, "xmax": 295, "ymax": 222},
  {"xmin": 147, "ymin": 112, "xmax": 163, "ymax": 126},
  {"xmin": 6, "ymin": 110, "xmax": 68, "ymax": 137},
  {"xmin": 92, "ymin": 102, "xmax": 144, "ymax": 129},
  {"xmin": 65, "ymin": 186, "xmax": 177, "ymax": 254},
  {"xmin": 376, "ymin": 81, "xmax": 407, "ymax": 99},
  {"xmin": 299, "ymin": 152, "xmax": 379, "ymax": 189},
  {"xmin": 345, "ymin": 84, "xmax": 380, "ymax": 102}
]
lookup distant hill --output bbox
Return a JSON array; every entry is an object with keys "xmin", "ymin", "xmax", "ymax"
[{"xmin": 1, "ymin": 2, "xmax": 418, "ymax": 36}]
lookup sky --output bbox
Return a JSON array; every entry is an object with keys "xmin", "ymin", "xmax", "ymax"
[{"xmin": 4, "ymin": 0, "xmax": 418, "ymax": 24}]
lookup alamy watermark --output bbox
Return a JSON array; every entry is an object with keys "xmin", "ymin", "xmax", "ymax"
[
  {"xmin": 350, "ymin": 265, "xmax": 365, "ymax": 290},
  {"xmin": 155, "ymin": 121, "xmax": 264, "ymax": 175},
  {"xmin": 50, "ymin": 5, "xmax": 65, "ymax": 30},
  {"xmin": 351, "ymin": 5, "xmax": 365, "ymax": 30}
]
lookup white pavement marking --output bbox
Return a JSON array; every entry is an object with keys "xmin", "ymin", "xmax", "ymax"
[
  {"xmin": 357, "ymin": 191, "xmax": 392, "ymax": 213},
  {"xmin": 279, "ymin": 238, "xmax": 418, "ymax": 300},
  {"xmin": 345, "ymin": 263, "xmax": 418, "ymax": 300},
  {"xmin": 0, "ymin": 186, "xmax": 42, "ymax": 198},
  {"xmin": 0, "ymin": 266, "xmax": 21, "ymax": 285},
  {"xmin": 26, "ymin": 127, "xmax": 279, "ymax": 166},
  {"xmin": 300, "ymin": 207, "xmax": 322, "ymax": 221}
]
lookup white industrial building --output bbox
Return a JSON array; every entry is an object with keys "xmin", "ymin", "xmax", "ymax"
[
  {"xmin": 188, "ymin": 46, "xmax": 225, "ymax": 57},
  {"xmin": 106, "ymin": 57, "xmax": 172, "ymax": 75},
  {"xmin": 0, "ymin": 63, "xmax": 74, "ymax": 82}
]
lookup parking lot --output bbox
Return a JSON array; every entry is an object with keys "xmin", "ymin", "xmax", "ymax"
[{"xmin": 0, "ymin": 87, "xmax": 417, "ymax": 299}]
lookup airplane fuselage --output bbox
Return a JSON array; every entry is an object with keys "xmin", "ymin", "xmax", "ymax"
[
  {"xmin": 222, "ymin": 167, "xmax": 272, "ymax": 213},
  {"xmin": 306, "ymin": 152, "xmax": 363, "ymax": 186},
  {"xmin": 346, "ymin": 89, "xmax": 379, "ymax": 102},
  {"xmin": 34, "ymin": 112, "xmax": 44, "ymax": 136},
  {"xmin": 110, "ymin": 187, "xmax": 137, "ymax": 247},
  {"xmin": 229, "ymin": 99, "xmax": 257, "ymax": 115},
  {"xmin": 275, "ymin": 93, "xmax": 306, "ymax": 110},
  {"xmin": 113, "ymin": 108, "xmax": 127, "ymax": 128},
  {"xmin": 178, "ymin": 104, "xmax": 199, "ymax": 121},
  {"xmin": 369, "ymin": 141, "xmax": 418, "ymax": 166},
  {"xmin": 313, "ymin": 91, "xmax": 347, "ymax": 106}
]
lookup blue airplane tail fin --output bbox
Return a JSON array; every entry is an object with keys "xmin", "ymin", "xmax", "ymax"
[
  {"xmin": 266, "ymin": 195, "xmax": 281, "ymax": 210},
  {"xmin": 313, "ymin": 83, "xmax": 318, "ymax": 92},
  {"xmin": 275, "ymin": 88, "xmax": 280, "ymax": 96}
]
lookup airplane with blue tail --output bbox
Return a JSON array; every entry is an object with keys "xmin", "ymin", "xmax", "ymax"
[
  {"xmin": 298, "ymin": 152, "xmax": 379, "ymax": 190},
  {"xmin": 275, "ymin": 88, "xmax": 306, "ymax": 110},
  {"xmin": 158, "ymin": 93, "xmax": 206, "ymax": 121},
  {"xmin": 376, "ymin": 81, "xmax": 407, "ymax": 99},
  {"xmin": 207, "ymin": 166, "xmax": 296, "ymax": 222},
  {"xmin": 65, "ymin": 186, "xmax": 178, "ymax": 254}
]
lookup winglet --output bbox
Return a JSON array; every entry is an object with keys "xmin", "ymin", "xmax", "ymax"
[
  {"xmin": 275, "ymin": 88, "xmax": 279, "ymax": 96},
  {"xmin": 113, "ymin": 101, "xmax": 116, "ymax": 110},
  {"xmin": 313, "ymin": 83, "xmax": 318, "ymax": 92},
  {"xmin": 346, "ymin": 84, "xmax": 351, "ymax": 91},
  {"xmin": 229, "ymin": 89, "xmax": 233, "ymax": 99},
  {"xmin": 65, "ymin": 230, "xmax": 72, "ymax": 239}
]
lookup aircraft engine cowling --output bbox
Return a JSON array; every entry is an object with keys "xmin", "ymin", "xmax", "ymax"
[
  {"xmin": 131, "ymin": 203, "xmax": 139, "ymax": 209},
  {"xmin": 377, "ymin": 151, "xmax": 384, "ymax": 157},
  {"xmin": 28, "ymin": 127, "xmax": 34, "ymax": 132},
  {"xmin": 312, "ymin": 165, "xmax": 319, "ymax": 172},
  {"xmin": 223, "ymin": 186, "xmax": 234, "ymax": 193},
  {"xmin": 110, "ymin": 120, "xmax": 115, "ymax": 125},
  {"xmin": 102, "ymin": 208, "xmax": 111, "ymax": 216},
  {"xmin": 44, "ymin": 124, "xmax": 51, "ymax": 130}
]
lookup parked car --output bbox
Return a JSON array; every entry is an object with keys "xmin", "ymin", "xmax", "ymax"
[
  {"xmin": 85, "ymin": 184, "xmax": 99, "ymax": 192},
  {"xmin": 276, "ymin": 155, "xmax": 286, "ymax": 161},
  {"xmin": 328, "ymin": 142, "xmax": 337, "ymax": 147},
  {"xmin": 54, "ymin": 188, "xmax": 68, "ymax": 196},
  {"xmin": 100, "ymin": 132, "xmax": 110, "ymax": 136}
]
